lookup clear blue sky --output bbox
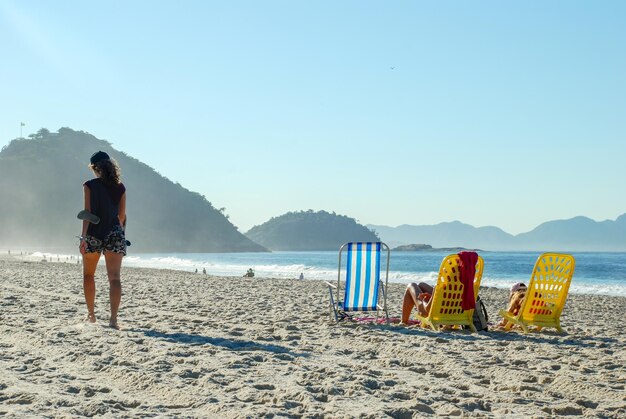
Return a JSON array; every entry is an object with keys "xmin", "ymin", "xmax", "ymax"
[{"xmin": 1, "ymin": 1, "xmax": 625, "ymax": 234}]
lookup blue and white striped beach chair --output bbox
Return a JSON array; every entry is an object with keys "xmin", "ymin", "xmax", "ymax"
[{"xmin": 325, "ymin": 242, "xmax": 390, "ymax": 323}]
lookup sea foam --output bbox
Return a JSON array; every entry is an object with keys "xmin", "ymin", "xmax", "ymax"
[{"xmin": 21, "ymin": 251, "xmax": 626, "ymax": 297}]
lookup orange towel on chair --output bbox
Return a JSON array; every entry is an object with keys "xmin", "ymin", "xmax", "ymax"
[{"xmin": 458, "ymin": 251, "xmax": 478, "ymax": 310}]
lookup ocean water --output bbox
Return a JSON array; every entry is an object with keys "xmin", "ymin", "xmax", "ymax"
[
  {"xmin": 27, "ymin": 250, "xmax": 626, "ymax": 296},
  {"xmin": 112, "ymin": 251, "xmax": 626, "ymax": 297}
]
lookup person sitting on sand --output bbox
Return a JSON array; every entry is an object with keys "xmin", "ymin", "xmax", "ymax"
[
  {"xmin": 497, "ymin": 282, "xmax": 527, "ymax": 328},
  {"xmin": 79, "ymin": 151, "xmax": 127, "ymax": 330},
  {"xmin": 401, "ymin": 282, "xmax": 434, "ymax": 324}
]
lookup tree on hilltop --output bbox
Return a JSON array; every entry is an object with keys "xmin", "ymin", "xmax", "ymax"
[{"xmin": 246, "ymin": 210, "xmax": 379, "ymax": 251}]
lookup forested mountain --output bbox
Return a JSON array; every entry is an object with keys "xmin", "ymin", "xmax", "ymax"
[
  {"xmin": 245, "ymin": 210, "xmax": 379, "ymax": 250},
  {"xmin": 369, "ymin": 214, "xmax": 626, "ymax": 251},
  {"xmin": 0, "ymin": 128, "xmax": 267, "ymax": 252}
]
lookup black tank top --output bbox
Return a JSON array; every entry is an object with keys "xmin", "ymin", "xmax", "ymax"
[{"xmin": 84, "ymin": 178, "xmax": 126, "ymax": 240}]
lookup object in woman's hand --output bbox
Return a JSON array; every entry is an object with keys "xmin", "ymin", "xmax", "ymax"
[{"xmin": 77, "ymin": 210, "xmax": 100, "ymax": 224}]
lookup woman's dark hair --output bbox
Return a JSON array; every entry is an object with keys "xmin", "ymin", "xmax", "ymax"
[{"xmin": 90, "ymin": 158, "xmax": 121, "ymax": 184}]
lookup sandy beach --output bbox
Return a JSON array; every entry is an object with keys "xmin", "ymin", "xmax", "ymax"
[{"xmin": 1, "ymin": 254, "xmax": 625, "ymax": 418}]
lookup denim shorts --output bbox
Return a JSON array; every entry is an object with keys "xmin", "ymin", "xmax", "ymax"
[{"xmin": 84, "ymin": 225, "xmax": 127, "ymax": 255}]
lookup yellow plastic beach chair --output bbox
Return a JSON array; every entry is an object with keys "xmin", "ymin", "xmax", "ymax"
[
  {"xmin": 417, "ymin": 254, "xmax": 485, "ymax": 332},
  {"xmin": 499, "ymin": 253, "xmax": 575, "ymax": 333}
]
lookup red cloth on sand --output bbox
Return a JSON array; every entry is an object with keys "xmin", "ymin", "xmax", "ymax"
[{"xmin": 458, "ymin": 251, "xmax": 478, "ymax": 310}]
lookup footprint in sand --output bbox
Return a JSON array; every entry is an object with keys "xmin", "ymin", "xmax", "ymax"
[
  {"xmin": 80, "ymin": 386, "xmax": 97, "ymax": 397},
  {"xmin": 2, "ymin": 392, "xmax": 36, "ymax": 405},
  {"xmin": 361, "ymin": 378, "xmax": 382, "ymax": 390},
  {"xmin": 575, "ymin": 399, "xmax": 599, "ymax": 409},
  {"xmin": 542, "ymin": 405, "xmax": 583, "ymax": 415},
  {"xmin": 383, "ymin": 407, "xmax": 414, "ymax": 419},
  {"xmin": 253, "ymin": 384, "xmax": 275, "ymax": 390},
  {"xmin": 103, "ymin": 399, "xmax": 141, "ymax": 409},
  {"xmin": 179, "ymin": 369, "xmax": 201, "ymax": 379},
  {"xmin": 460, "ymin": 399, "xmax": 491, "ymax": 412},
  {"xmin": 313, "ymin": 393, "xmax": 329, "ymax": 402},
  {"xmin": 390, "ymin": 391, "xmax": 412, "ymax": 401},
  {"xmin": 413, "ymin": 403, "xmax": 436, "ymax": 414},
  {"xmin": 272, "ymin": 353, "xmax": 294, "ymax": 361}
]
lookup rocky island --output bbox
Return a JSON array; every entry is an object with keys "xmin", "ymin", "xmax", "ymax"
[{"xmin": 392, "ymin": 244, "xmax": 482, "ymax": 252}]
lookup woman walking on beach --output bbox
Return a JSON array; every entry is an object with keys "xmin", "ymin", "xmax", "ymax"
[{"xmin": 79, "ymin": 151, "xmax": 127, "ymax": 329}]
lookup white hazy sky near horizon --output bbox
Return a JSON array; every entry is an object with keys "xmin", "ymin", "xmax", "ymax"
[{"xmin": 1, "ymin": 1, "xmax": 625, "ymax": 235}]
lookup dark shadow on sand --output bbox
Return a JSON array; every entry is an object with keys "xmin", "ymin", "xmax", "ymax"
[
  {"xmin": 336, "ymin": 321, "xmax": 618, "ymax": 348},
  {"xmin": 127, "ymin": 328, "xmax": 309, "ymax": 357},
  {"xmin": 485, "ymin": 331, "xmax": 620, "ymax": 347}
]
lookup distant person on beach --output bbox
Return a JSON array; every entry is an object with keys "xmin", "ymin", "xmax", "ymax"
[
  {"xmin": 79, "ymin": 151, "xmax": 127, "ymax": 330},
  {"xmin": 401, "ymin": 282, "xmax": 434, "ymax": 324},
  {"xmin": 299, "ymin": 273, "xmax": 304, "ymax": 280}
]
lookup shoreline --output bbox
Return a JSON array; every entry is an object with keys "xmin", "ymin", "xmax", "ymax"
[
  {"xmin": 1, "ymin": 256, "xmax": 625, "ymax": 417},
  {"xmin": 5, "ymin": 251, "xmax": 626, "ymax": 298}
]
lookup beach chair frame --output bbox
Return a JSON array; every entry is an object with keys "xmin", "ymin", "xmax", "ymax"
[
  {"xmin": 325, "ymin": 242, "xmax": 390, "ymax": 324},
  {"xmin": 417, "ymin": 254, "xmax": 485, "ymax": 332},
  {"xmin": 499, "ymin": 253, "xmax": 575, "ymax": 333}
]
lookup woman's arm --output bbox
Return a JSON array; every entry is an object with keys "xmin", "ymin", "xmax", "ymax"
[
  {"xmin": 118, "ymin": 192, "xmax": 126, "ymax": 227},
  {"xmin": 422, "ymin": 292, "xmax": 434, "ymax": 313},
  {"xmin": 416, "ymin": 291, "xmax": 434, "ymax": 317},
  {"xmin": 80, "ymin": 185, "xmax": 91, "ymax": 254}
]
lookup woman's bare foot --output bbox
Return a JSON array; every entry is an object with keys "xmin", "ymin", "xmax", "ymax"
[
  {"xmin": 109, "ymin": 318, "xmax": 120, "ymax": 330},
  {"xmin": 87, "ymin": 313, "xmax": 96, "ymax": 323}
]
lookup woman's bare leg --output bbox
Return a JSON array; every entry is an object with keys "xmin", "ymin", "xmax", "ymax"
[
  {"xmin": 104, "ymin": 251, "xmax": 123, "ymax": 329},
  {"xmin": 402, "ymin": 283, "xmax": 422, "ymax": 323},
  {"xmin": 401, "ymin": 287, "xmax": 416, "ymax": 324},
  {"xmin": 82, "ymin": 252, "xmax": 101, "ymax": 322},
  {"xmin": 401, "ymin": 282, "xmax": 434, "ymax": 323},
  {"xmin": 416, "ymin": 282, "xmax": 434, "ymax": 295}
]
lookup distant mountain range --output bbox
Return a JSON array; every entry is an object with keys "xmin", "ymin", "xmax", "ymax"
[
  {"xmin": 0, "ymin": 128, "xmax": 266, "ymax": 252},
  {"xmin": 368, "ymin": 214, "xmax": 626, "ymax": 251},
  {"xmin": 3, "ymin": 128, "xmax": 624, "ymax": 253}
]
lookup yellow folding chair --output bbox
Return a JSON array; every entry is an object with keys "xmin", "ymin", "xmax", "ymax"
[
  {"xmin": 417, "ymin": 254, "xmax": 485, "ymax": 332},
  {"xmin": 499, "ymin": 253, "xmax": 575, "ymax": 333}
]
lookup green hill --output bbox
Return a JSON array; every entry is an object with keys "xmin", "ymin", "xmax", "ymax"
[
  {"xmin": 0, "ymin": 128, "xmax": 267, "ymax": 252},
  {"xmin": 245, "ymin": 210, "xmax": 379, "ymax": 251}
]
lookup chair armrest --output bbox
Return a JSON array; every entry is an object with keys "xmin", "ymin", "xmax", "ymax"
[
  {"xmin": 499, "ymin": 309, "xmax": 515, "ymax": 321},
  {"xmin": 324, "ymin": 281, "xmax": 337, "ymax": 289}
]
